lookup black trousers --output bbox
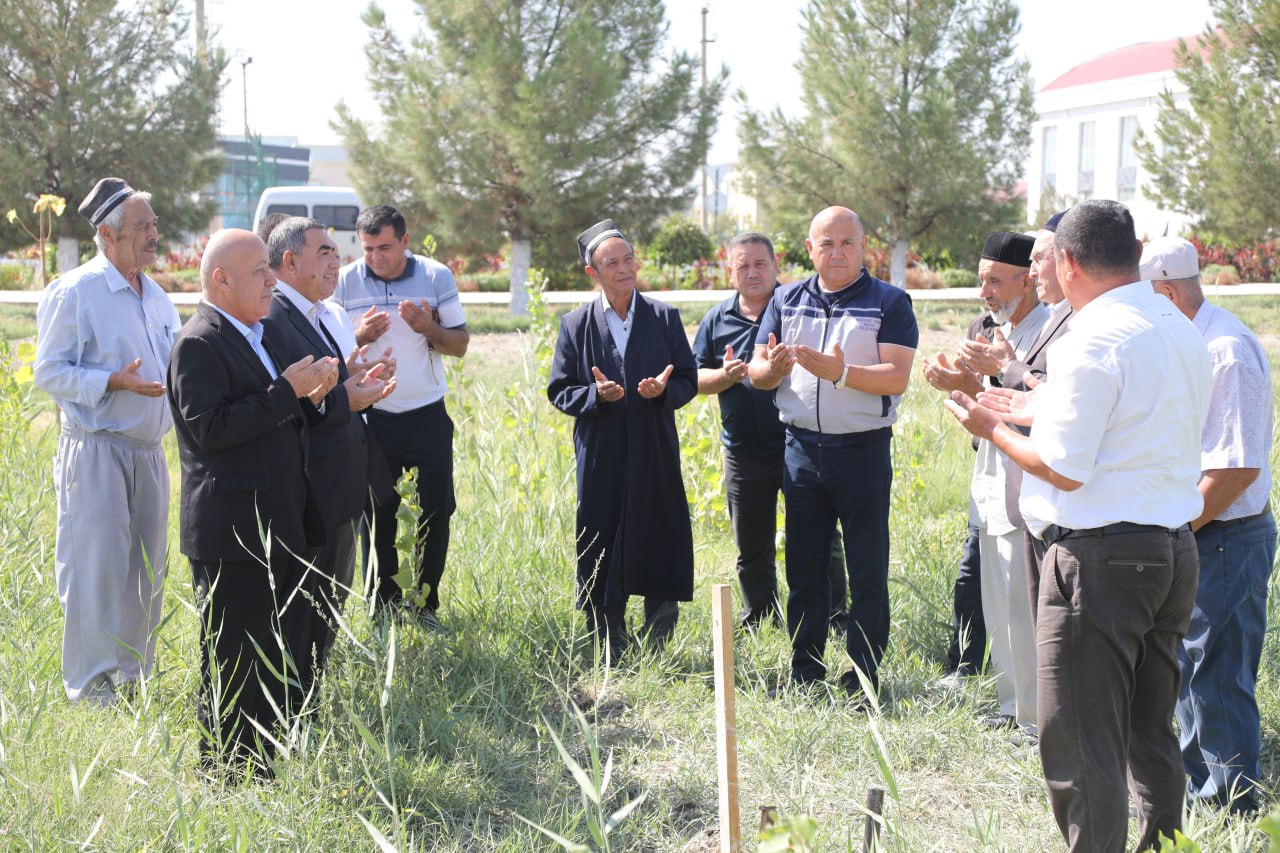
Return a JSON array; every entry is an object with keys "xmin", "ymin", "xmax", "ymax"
[
  {"xmin": 946, "ymin": 523, "xmax": 986, "ymax": 674},
  {"xmin": 365, "ymin": 401, "xmax": 455, "ymax": 611},
  {"xmin": 723, "ymin": 447, "xmax": 846, "ymax": 623},
  {"xmin": 191, "ymin": 553, "xmax": 319, "ymax": 763}
]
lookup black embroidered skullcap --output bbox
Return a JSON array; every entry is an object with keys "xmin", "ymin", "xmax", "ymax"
[
  {"xmin": 78, "ymin": 178, "xmax": 136, "ymax": 227},
  {"xmin": 1042, "ymin": 209, "xmax": 1070, "ymax": 233},
  {"xmin": 981, "ymin": 231, "xmax": 1034, "ymax": 267},
  {"xmin": 577, "ymin": 219, "xmax": 627, "ymax": 265}
]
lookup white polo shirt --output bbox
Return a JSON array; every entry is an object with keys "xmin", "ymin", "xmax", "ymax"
[
  {"xmin": 1019, "ymin": 281, "xmax": 1212, "ymax": 537},
  {"xmin": 333, "ymin": 254, "xmax": 465, "ymax": 413},
  {"xmin": 1194, "ymin": 301, "xmax": 1273, "ymax": 519}
]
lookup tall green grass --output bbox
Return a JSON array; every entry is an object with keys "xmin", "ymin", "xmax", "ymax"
[{"xmin": 0, "ymin": 301, "xmax": 1277, "ymax": 850}]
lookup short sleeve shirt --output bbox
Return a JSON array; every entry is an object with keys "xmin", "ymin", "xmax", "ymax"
[
  {"xmin": 333, "ymin": 254, "xmax": 465, "ymax": 412},
  {"xmin": 693, "ymin": 292, "xmax": 785, "ymax": 456},
  {"xmin": 757, "ymin": 271, "xmax": 918, "ymax": 435},
  {"xmin": 1193, "ymin": 301, "xmax": 1273, "ymax": 518},
  {"xmin": 1019, "ymin": 282, "xmax": 1211, "ymax": 536}
]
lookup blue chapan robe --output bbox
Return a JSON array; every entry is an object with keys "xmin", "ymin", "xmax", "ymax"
[{"xmin": 548, "ymin": 293, "xmax": 698, "ymax": 609}]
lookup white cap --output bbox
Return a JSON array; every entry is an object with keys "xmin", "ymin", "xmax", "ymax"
[{"xmin": 1139, "ymin": 237, "xmax": 1200, "ymax": 281}]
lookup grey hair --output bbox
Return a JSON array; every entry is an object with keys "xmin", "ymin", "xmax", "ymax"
[
  {"xmin": 267, "ymin": 216, "xmax": 326, "ymax": 269},
  {"xmin": 1163, "ymin": 274, "xmax": 1205, "ymax": 311},
  {"xmin": 92, "ymin": 190, "xmax": 153, "ymax": 254}
]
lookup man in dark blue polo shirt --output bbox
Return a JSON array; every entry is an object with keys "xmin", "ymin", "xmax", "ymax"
[{"xmin": 694, "ymin": 232, "xmax": 847, "ymax": 631}]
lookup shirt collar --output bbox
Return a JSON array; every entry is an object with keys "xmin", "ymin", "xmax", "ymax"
[
  {"xmin": 361, "ymin": 254, "xmax": 417, "ymax": 284},
  {"xmin": 96, "ymin": 253, "xmax": 155, "ymax": 296},
  {"xmin": 601, "ymin": 287, "xmax": 637, "ymax": 319},
  {"xmin": 1191, "ymin": 300, "xmax": 1215, "ymax": 335},
  {"xmin": 273, "ymin": 280, "xmax": 321, "ymax": 317},
  {"xmin": 205, "ymin": 300, "xmax": 265, "ymax": 346}
]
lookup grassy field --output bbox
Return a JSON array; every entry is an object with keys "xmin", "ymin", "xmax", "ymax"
[{"xmin": 0, "ymin": 296, "xmax": 1278, "ymax": 850}]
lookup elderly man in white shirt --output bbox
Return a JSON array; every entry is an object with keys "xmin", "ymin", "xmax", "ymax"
[
  {"xmin": 947, "ymin": 201, "xmax": 1211, "ymax": 853},
  {"xmin": 1141, "ymin": 236, "xmax": 1275, "ymax": 816},
  {"xmin": 35, "ymin": 178, "xmax": 180, "ymax": 706}
]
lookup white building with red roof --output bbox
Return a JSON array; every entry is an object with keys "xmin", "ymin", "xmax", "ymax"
[{"xmin": 1027, "ymin": 37, "xmax": 1204, "ymax": 237}]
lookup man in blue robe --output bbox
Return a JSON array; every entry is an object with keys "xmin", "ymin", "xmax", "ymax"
[{"xmin": 548, "ymin": 219, "xmax": 698, "ymax": 661}]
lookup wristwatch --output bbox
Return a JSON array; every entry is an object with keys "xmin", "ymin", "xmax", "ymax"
[{"xmin": 834, "ymin": 363, "xmax": 851, "ymax": 388}]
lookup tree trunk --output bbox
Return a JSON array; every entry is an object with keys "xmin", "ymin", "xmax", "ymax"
[
  {"xmin": 508, "ymin": 238, "xmax": 531, "ymax": 316},
  {"xmin": 56, "ymin": 236, "xmax": 80, "ymax": 283},
  {"xmin": 889, "ymin": 240, "xmax": 908, "ymax": 289}
]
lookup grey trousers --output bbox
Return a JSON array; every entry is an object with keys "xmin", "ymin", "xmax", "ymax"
[
  {"xmin": 54, "ymin": 426, "xmax": 168, "ymax": 702},
  {"xmin": 1036, "ymin": 528, "xmax": 1198, "ymax": 852}
]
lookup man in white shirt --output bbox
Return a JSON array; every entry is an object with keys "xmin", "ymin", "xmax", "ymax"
[
  {"xmin": 333, "ymin": 206, "xmax": 469, "ymax": 621},
  {"xmin": 1141, "ymin": 236, "xmax": 1275, "ymax": 816},
  {"xmin": 35, "ymin": 178, "xmax": 180, "ymax": 705},
  {"xmin": 946, "ymin": 201, "xmax": 1211, "ymax": 852}
]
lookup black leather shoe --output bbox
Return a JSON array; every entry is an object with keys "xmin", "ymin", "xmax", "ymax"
[{"xmin": 982, "ymin": 713, "xmax": 1017, "ymax": 731}]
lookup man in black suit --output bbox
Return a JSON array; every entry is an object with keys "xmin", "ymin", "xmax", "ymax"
[
  {"xmin": 168, "ymin": 228, "xmax": 339, "ymax": 769},
  {"xmin": 261, "ymin": 217, "xmax": 395, "ymax": 679}
]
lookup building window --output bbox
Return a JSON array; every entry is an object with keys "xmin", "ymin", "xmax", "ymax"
[
  {"xmin": 1117, "ymin": 116, "xmax": 1138, "ymax": 201},
  {"xmin": 1041, "ymin": 126, "xmax": 1057, "ymax": 194},
  {"xmin": 1077, "ymin": 121, "xmax": 1095, "ymax": 200}
]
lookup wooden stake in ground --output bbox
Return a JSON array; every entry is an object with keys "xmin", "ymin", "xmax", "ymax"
[
  {"xmin": 863, "ymin": 784, "xmax": 886, "ymax": 852},
  {"xmin": 711, "ymin": 583, "xmax": 741, "ymax": 852}
]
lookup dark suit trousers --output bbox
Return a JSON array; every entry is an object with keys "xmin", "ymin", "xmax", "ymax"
[
  {"xmin": 1036, "ymin": 529, "xmax": 1198, "ymax": 852},
  {"xmin": 724, "ymin": 447, "xmax": 846, "ymax": 623},
  {"xmin": 946, "ymin": 523, "xmax": 986, "ymax": 674},
  {"xmin": 191, "ymin": 554, "xmax": 319, "ymax": 762},
  {"xmin": 366, "ymin": 400, "xmax": 455, "ymax": 611},
  {"xmin": 309, "ymin": 521, "xmax": 358, "ymax": 686}
]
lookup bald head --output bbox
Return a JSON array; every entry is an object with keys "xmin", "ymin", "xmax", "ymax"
[
  {"xmin": 806, "ymin": 206, "xmax": 867, "ymax": 290},
  {"xmin": 808, "ymin": 206, "xmax": 863, "ymax": 242},
  {"xmin": 200, "ymin": 229, "xmax": 277, "ymax": 325}
]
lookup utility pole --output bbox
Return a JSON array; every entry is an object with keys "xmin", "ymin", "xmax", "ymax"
[
  {"xmin": 195, "ymin": 0, "xmax": 207, "ymax": 63},
  {"xmin": 700, "ymin": 6, "xmax": 714, "ymax": 232},
  {"xmin": 240, "ymin": 56, "xmax": 253, "ymax": 141}
]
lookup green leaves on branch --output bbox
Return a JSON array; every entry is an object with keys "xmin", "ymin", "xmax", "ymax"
[
  {"xmin": 1137, "ymin": 0, "xmax": 1280, "ymax": 240},
  {"xmin": 336, "ymin": 0, "xmax": 725, "ymax": 278},
  {"xmin": 0, "ymin": 0, "xmax": 224, "ymax": 252},
  {"xmin": 738, "ymin": 0, "xmax": 1033, "ymax": 274}
]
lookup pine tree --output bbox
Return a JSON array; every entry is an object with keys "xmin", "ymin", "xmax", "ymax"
[
  {"xmin": 336, "ymin": 0, "xmax": 724, "ymax": 312},
  {"xmin": 738, "ymin": 0, "xmax": 1032, "ymax": 286},
  {"xmin": 0, "ymin": 0, "xmax": 224, "ymax": 272},
  {"xmin": 1137, "ymin": 1, "xmax": 1280, "ymax": 241}
]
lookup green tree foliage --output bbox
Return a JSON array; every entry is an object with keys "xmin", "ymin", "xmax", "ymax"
[
  {"xmin": 1137, "ymin": 1, "xmax": 1280, "ymax": 241},
  {"xmin": 738, "ymin": 0, "xmax": 1033, "ymax": 285},
  {"xmin": 648, "ymin": 215, "xmax": 714, "ymax": 268},
  {"xmin": 0, "ymin": 0, "xmax": 224, "ymax": 254},
  {"xmin": 336, "ymin": 0, "xmax": 725, "ymax": 280}
]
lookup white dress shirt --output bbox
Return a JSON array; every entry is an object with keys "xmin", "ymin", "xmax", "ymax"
[{"xmin": 1020, "ymin": 282, "xmax": 1212, "ymax": 536}]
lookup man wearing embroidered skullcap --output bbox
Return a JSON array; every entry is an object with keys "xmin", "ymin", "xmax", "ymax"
[
  {"xmin": 548, "ymin": 219, "xmax": 698, "ymax": 661},
  {"xmin": 930, "ymin": 231, "xmax": 1047, "ymax": 732},
  {"xmin": 747, "ymin": 206, "xmax": 919, "ymax": 702},
  {"xmin": 947, "ymin": 200, "xmax": 1211, "ymax": 850},
  {"xmin": 34, "ymin": 178, "xmax": 181, "ymax": 706},
  {"xmin": 1141, "ymin": 236, "xmax": 1275, "ymax": 816}
]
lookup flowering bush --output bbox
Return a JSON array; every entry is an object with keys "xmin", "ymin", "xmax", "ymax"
[{"xmin": 1187, "ymin": 235, "xmax": 1280, "ymax": 283}]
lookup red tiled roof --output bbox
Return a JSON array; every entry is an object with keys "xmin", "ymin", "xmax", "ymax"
[{"xmin": 1041, "ymin": 36, "xmax": 1204, "ymax": 91}]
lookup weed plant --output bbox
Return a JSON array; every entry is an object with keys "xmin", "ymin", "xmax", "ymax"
[{"xmin": 0, "ymin": 300, "xmax": 1277, "ymax": 850}]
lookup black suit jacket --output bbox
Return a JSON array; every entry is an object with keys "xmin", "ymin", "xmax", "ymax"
[
  {"xmin": 1002, "ymin": 303, "xmax": 1074, "ymax": 391},
  {"xmin": 261, "ymin": 292, "xmax": 390, "ymax": 529},
  {"xmin": 167, "ymin": 302, "xmax": 325, "ymax": 563}
]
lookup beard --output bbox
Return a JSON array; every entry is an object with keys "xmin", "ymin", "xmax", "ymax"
[{"xmin": 989, "ymin": 294, "xmax": 1023, "ymax": 325}]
